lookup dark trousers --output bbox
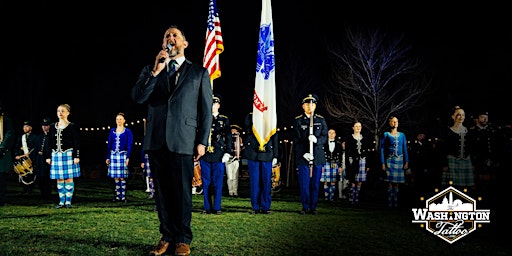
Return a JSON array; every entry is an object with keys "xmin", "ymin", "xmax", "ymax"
[
  {"xmin": 0, "ymin": 173, "xmax": 7, "ymax": 206},
  {"xmin": 149, "ymin": 148, "xmax": 193, "ymax": 245},
  {"xmin": 35, "ymin": 157, "xmax": 53, "ymax": 199},
  {"xmin": 298, "ymin": 164, "xmax": 322, "ymax": 211},
  {"xmin": 248, "ymin": 160, "xmax": 272, "ymax": 211},
  {"xmin": 37, "ymin": 175, "xmax": 53, "ymax": 199},
  {"xmin": 199, "ymin": 160, "xmax": 225, "ymax": 211},
  {"xmin": 21, "ymin": 176, "xmax": 35, "ymax": 193}
]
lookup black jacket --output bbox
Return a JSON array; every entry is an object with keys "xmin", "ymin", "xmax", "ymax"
[
  {"xmin": 131, "ymin": 59, "xmax": 213, "ymax": 155},
  {"xmin": 293, "ymin": 113, "xmax": 328, "ymax": 166},
  {"xmin": 242, "ymin": 113, "xmax": 278, "ymax": 162},
  {"xmin": 201, "ymin": 114, "xmax": 233, "ymax": 162}
]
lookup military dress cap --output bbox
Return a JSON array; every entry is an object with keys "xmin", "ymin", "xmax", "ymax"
[
  {"xmin": 213, "ymin": 94, "xmax": 222, "ymax": 104},
  {"xmin": 231, "ymin": 124, "xmax": 242, "ymax": 132},
  {"xmin": 41, "ymin": 117, "xmax": 52, "ymax": 126},
  {"xmin": 475, "ymin": 110, "xmax": 489, "ymax": 116},
  {"xmin": 23, "ymin": 120, "xmax": 33, "ymax": 127},
  {"xmin": 302, "ymin": 93, "xmax": 318, "ymax": 104}
]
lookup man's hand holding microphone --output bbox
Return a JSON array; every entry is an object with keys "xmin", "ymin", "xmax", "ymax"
[{"xmin": 152, "ymin": 44, "xmax": 174, "ymax": 77}]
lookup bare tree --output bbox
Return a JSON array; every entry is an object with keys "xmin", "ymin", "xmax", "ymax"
[
  {"xmin": 276, "ymin": 46, "xmax": 318, "ymax": 128},
  {"xmin": 276, "ymin": 47, "xmax": 321, "ymax": 187},
  {"xmin": 323, "ymin": 26, "xmax": 432, "ymax": 146}
]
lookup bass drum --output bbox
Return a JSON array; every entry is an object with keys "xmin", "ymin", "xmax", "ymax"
[
  {"xmin": 13, "ymin": 156, "xmax": 36, "ymax": 185},
  {"xmin": 13, "ymin": 156, "xmax": 33, "ymax": 176}
]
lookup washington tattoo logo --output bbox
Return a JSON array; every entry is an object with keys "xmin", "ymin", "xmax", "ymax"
[{"xmin": 411, "ymin": 186, "xmax": 490, "ymax": 244}]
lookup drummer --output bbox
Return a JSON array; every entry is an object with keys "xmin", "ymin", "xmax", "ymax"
[{"xmin": 14, "ymin": 120, "xmax": 37, "ymax": 194}]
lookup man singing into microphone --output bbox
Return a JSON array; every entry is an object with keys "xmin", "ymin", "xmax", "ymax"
[
  {"xmin": 131, "ymin": 25, "xmax": 213, "ymax": 256},
  {"xmin": 292, "ymin": 94, "xmax": 328, "ymax": 215}
]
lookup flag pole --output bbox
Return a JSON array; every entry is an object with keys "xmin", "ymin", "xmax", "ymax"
[{"xmin": 309, "ymin": 109, "xmax": 314, "ymax": 178}]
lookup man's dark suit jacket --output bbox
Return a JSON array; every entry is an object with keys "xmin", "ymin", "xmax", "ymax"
[{"xmin": 131, "ymin": 59, "xmax": 213, "ymax": 155}]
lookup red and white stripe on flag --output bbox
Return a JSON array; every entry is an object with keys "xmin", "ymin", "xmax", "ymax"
[
  {"xmin": 252, "ymin": 0, "xmax": 277, "ymax": 151},
  {"xmin": 203, "ymin": 0, "xmax": 223, "ymax": 85}
]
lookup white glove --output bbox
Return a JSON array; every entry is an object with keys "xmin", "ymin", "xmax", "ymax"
[
  {"xmin": 303, "ymin": 153, "xmax": 314, "ymax": 161},
  {"xmin": 222, "ymin": 153, "xmax": 231, "ymax": 163},
  {"xmin": 308, "ymin": 135, "xmax": 317, "ymax": 143},
  {"xmin": 272, "ymin": 158, "xmax": 277, "ymax": 166}
]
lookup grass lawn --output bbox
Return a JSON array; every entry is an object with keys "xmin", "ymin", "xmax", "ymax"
[{"xmin": 0, "ymin": 171, "xmax": 506, "ymax": 256}]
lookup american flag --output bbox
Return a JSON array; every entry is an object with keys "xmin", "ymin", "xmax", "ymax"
[
  {"xmin": 252, "ymin": 0, "xmax": 277, "ymax": 151},
  {"xmin": 203, "ymin": 0, "xmax": 223, "ymax": 85}
]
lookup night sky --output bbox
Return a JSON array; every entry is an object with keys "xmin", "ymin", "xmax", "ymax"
[
  {"xmin": 3, "ymin": 1, "xmax": 511, "ymax": 143},
  {"xmin": 0, "ymin": 2, "xmax": 508, "ymax": 250}
]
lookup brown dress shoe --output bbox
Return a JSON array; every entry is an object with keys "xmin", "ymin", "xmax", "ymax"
[
  {"xmin": 149, "ymin": 239, "xmax": 169, "ymax": 256},
  {"xmin": 175, "ymin": 243, "xmax": 191, "ymax": 256}
]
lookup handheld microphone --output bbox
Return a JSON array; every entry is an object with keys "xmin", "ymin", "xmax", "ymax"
[{"xmin": 158, "ymin": 44, "xmax": 174, "ymax": 63}]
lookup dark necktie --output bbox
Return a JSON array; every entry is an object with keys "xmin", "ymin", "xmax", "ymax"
[
  {"xmin": 168, "ymin": 60, "xmax": 177, "ymax": 77},
  {"xmin": 168, "ymin": 60, "xmax": 177, "ymax": 92}
]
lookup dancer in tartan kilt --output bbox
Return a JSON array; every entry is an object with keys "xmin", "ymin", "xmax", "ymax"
[
  {"xmin": 321, "ymin": 128, "xmax": 342, "ymax": 203},
  {"xmin": 380, "ymin": 116, "xmax": 409, "ymax": 208},
  {"xmin": 345, "ymin": 121, "xmax": 372, "ymax": 206},
  {"xmin": 106, "ymin": 113, "xmax": 134, "ymax": 203},
  {"xmin": 45, "ymin": 104, "xmax": 81, "ymax": 209}
]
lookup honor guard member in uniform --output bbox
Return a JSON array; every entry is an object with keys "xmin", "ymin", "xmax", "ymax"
[
  {"xmin": 200, "ymin": 94, "xmax": 233, "ymax": 215},
  {"xmin": 225, "ymin": 124, "xmax": 243, "ymax": 197},
  {"xmin": 14, "ymin": 120, "xmax": 37, "ymax": 194},
  {"xmin": 243, "ymin": 113, "xmax": 278, "ymax": 214},
  {"xmin": 293, "ymin": 94, "xmax": 328, "ymax": 215}
]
